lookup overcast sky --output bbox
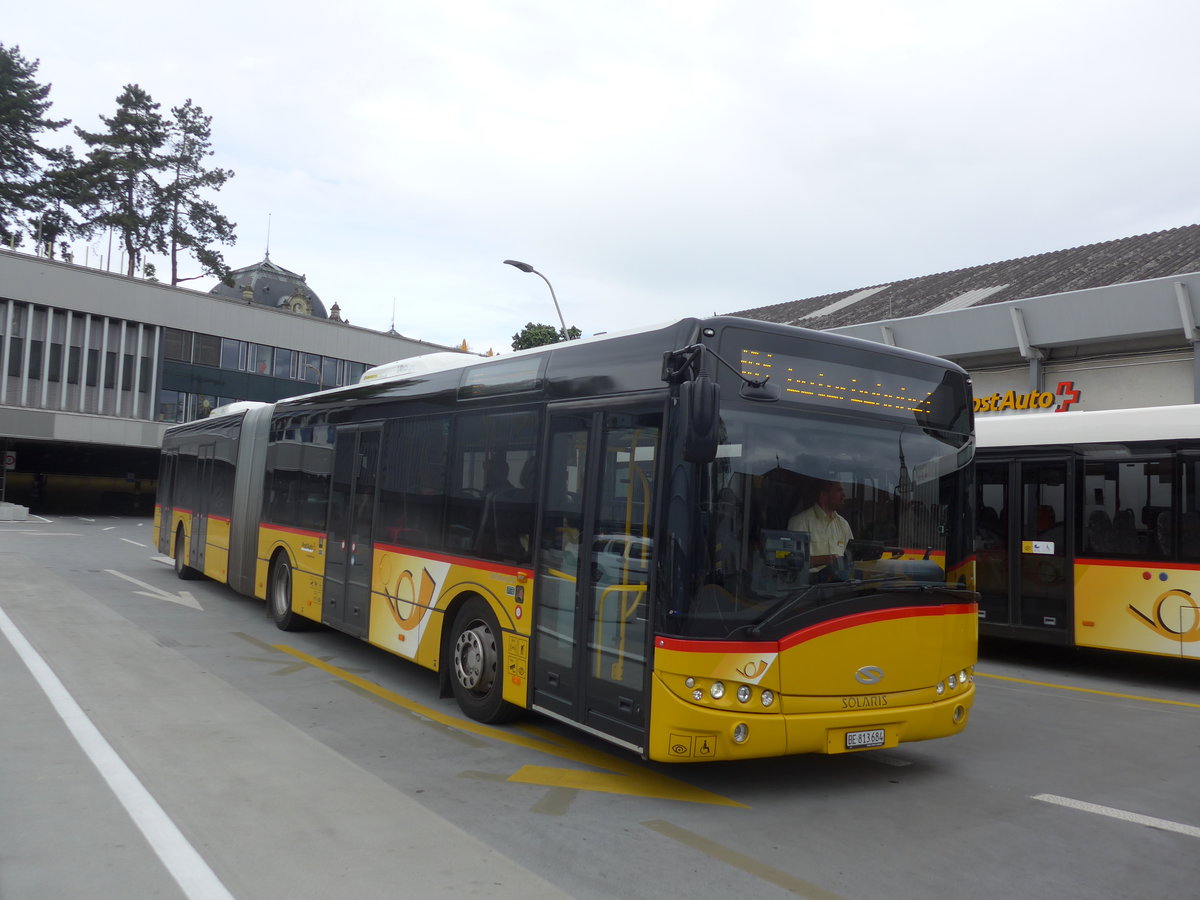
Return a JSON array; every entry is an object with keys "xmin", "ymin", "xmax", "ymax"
[{"xmin": 8, "ymin": 1, "xmax": 1200, "ymax": 355}]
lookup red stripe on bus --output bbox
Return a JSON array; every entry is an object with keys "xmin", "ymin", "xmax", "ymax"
[
  {"xmin": 257, "ymin": 526, "xmax": 531, "ymax": 577},
  {"xmin": 778, "ymin": 603, "xmax": 977, "ymax": 650},
  {"xmin": 1075, "ymin": 557, "xmax": 1200, "ymax": 572},
  {"xmin": 655, "ymin": 603, "xmax": 978, "ymax": 654},
  {"xmin": 261, "ymin": 522, "xmax": 325, "ymax": 540},
  {"xmin": 373, "ymin": 542, "xmax": 533, "ymax": 578}
]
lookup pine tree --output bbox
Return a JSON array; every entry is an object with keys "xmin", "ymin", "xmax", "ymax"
[
  {"xmin": 163, "ymin": 98, "xmax": 236, "ymax": 284},
  {"xmin": 30, "ymin": 145, "xmax": 91, "ymax": 258},
  {"xmin": 74, "ymin": 84, "xmax": 169, "ymax": 276},
  {"xmin": 0, "ymin": 43, "xmax": 70, "ymax": 248}
]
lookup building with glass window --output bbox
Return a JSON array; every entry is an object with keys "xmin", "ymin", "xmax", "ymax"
[{"xmin": 0, "ymin": 249, "xmax": 465, "ymax": 513}]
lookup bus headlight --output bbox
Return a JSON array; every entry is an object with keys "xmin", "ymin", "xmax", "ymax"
[
  {"xmin": 692, "ymin": 688, "xmax": 704, "ymax": 701},
  {"xmin": 761, "ymin": 690, "xmax": 775, "ymax": 708},
  {"xmin": 710, "ymin": 681, "xmax": 726, "ymax": 700},
  {"xmin": 732, "ymin": 723, "xmax": 749, "ymax": 743},
  {"xmin": 947, "ymin": 674, "xmax": 958, "ymax": 690},
  {"xmin": 736, "ymin": 684, "xmax": 752, "ymax": 704},
  {"xmin": 935, "ymin": 681, "xmax": 945, "ymax": 695}
]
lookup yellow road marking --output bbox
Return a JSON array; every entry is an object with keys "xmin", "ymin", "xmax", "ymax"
[
  {"xmin": 274, "ymin": 644, "xmax": 745, "ymax": 807},
  {"xmin": 642, "ymin": 820, "xmax": 848, "ymax": 900},
  {"xmin": 976, "ymin": 672, "xmax": 1200, "ymax": 709},
  {"xmin": 509, "ymin": 765, "xmax": 742, "ymax": 806}
]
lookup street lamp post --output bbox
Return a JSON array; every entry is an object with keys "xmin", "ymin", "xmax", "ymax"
[
  {"xmin": 304, "ymin": 362, "xmax": 324, "ymax": 390},
  {"xmin": 503, "ymin": 259, "xmax": 570, "ymax": 338}
]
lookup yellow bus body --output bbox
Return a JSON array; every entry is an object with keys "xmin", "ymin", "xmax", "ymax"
[
  {"xmin": 648, "ymin": 604, "xmax": 977, "ymax": 762},
  {"xmin": 1074, "ymin": 559, "xmax": 1200, "ymax": 659}
]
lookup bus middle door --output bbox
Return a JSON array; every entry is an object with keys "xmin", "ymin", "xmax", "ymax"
[
  {"xmin": 323, "ymin": 425, "xmax": 381, "ymax": 639},
  {"xmin": 192, "ymin": 442, "xmax": 215, "ymax": 574},
  {"xmin": 976, "ymin": 456, "xmax": 1072, "ymax": 640}
]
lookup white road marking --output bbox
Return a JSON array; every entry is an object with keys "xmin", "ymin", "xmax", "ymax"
[
  {"xmin": 0, "ymin": 605, "xmax": 234, "ymax": 900},
  {"xmin": 121, "ymin": 538, "xmax": 148, "ymax": 547},
  {"xmin": 105, "ymin": 570, "xmax": 201, "ymax": 610},
  {"xmin": 1033, "ymin": 793, "xmax": 1200, "ymax": 839}
]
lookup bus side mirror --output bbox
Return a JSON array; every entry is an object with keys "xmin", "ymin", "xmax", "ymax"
[{"xmin": 681, "ymin": 374, "xmax": 720, "ymax": 463}]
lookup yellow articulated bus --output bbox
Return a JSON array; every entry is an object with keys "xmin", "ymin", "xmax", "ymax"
[
  {"xmin": 154, "ymin": 316, "xmax": 977, "ymax": 762},
  {"xmin": 975, "ymin": 403, "xmax": 1200, "ymax": 660}
]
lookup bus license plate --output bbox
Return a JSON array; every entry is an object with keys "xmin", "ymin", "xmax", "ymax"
[{"xmin": 845, "ymin": 729, "xmax": 886, "ymax": 750}]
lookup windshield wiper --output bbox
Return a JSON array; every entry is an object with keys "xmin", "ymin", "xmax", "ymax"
[
  {"xmin": 744, "ymin": 581, "xmax": 855, "ymax": 638},
  {"xmin": 871, "ymin": 581, "xmax": 977, "ymax": 601},
  {"xmin": 743, "ymin": 579, "xmax": 975, "ymax": 639}
]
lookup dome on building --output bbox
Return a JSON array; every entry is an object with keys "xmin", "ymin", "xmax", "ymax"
[{"xmin": 209, "ymin": 254, "xmax": 329, "ymax": 318}]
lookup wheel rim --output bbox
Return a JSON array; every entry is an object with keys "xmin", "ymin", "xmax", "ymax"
[
  {"xmin": 272, "ymin": 561, "xmax": 291, "ymax": 617},
  {"xmin": 454, "ymin": 621, "xmax": 496, "ymax": 695}
]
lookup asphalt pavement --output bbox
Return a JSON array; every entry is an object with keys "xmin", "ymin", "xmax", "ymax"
[{"xmin": 0, "ymin": 550, "xmax": 568, "ymax": 899}]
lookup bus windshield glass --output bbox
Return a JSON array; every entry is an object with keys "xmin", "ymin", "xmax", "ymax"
[{"xmin": 662, "ymin": 404, "xmax": 973, "ymax": 640}]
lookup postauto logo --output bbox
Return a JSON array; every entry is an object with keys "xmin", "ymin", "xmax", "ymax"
[{"xmin": 974, "ymin": 380, "xmax": 1081, "ymax": 414}]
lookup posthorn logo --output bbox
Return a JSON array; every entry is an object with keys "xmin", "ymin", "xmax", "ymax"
[{"xmin": 854, "ymin": 665, "xmax": 885, "ymax": 685}]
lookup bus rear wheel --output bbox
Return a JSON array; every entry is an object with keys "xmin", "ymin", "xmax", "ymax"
[
  {"xmin": 450, "ymin": 597, "xmax": 517, "ymax": 723},
  {"xmin": 173, "ymin": 529, "xmax": 199, "ymax": 580},
  {"xmin": 269, "ymin": 554, "xmax": 307, "ymax": 631}
]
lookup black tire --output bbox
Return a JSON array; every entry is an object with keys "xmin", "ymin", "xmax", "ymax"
[
  {"xmin": 173, "ymin": 529, "xmax": 200, "ymax": 580},
  {"xmin": 449, "ymin": 597, "xmax": 518, "ymax": 723},
  {"xmin": 268, "ymin": 553, "xmax": 307, "ymax": 631}
]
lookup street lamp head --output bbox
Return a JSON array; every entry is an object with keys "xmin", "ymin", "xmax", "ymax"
[{"xmin": 503, "ymin": 259, "xmax": 535, "ymax": 273}]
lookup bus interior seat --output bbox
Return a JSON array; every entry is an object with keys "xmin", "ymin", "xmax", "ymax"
[
  {"xmin": 1036, "ymin": 504, "xmax": 1057, "ymax": 534},
  {"xmin": 477, "ymin": 455, "xmax": 535, "ymax": 561},
  {"xmin": 1086, "ymin": 509, "xmax": 1116, "ymax": 553},
  {"xmin": 1180, "ymin": 510, "xmax": 1200, "ymax": 557},
  {"xmin": 1113, "ymin": 508, "xmax": 1138, "ymax": 549},
  {"xmin": 1155, "ymin": 510, "xmax": 1172, "ymax": 556}
]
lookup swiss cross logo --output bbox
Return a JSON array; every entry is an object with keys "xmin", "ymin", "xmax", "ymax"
[{"xmin": 1054, "ymin": 380, "xmax": 1081, "ymax": 412}]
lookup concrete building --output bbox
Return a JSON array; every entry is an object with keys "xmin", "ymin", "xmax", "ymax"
[
  {"xmin": 733, "ymin": 224, "xmax": 1200, "ymax": 414},
  {"xmin": 0, "ymin": 250, "xmax": 463, "ymax": 512}
]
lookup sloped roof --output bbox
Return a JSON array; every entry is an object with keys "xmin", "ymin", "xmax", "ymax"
[
  {"xmin": 208, "ymin": 254, "xmax": 329, "ymax": 318},
  {"xmin": 731, "ymin": 224, "xmax": 1200, "ymax": 329}
]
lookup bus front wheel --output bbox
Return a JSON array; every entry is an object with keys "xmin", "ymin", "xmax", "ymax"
[
  {"xmin": 173, "ymin": 530, "xmax": 199, "ymax": 580},
  {"xmin": 269, "ymin": 554, "xmax": 306, "ymax": 631},
  {"xmin": 450, "ymin": 598, "xmax": 517, "ymax": 723}
]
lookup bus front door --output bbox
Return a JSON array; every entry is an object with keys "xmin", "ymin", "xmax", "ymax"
[
  {"xmin": 532, "ymin": 405, "xmax": 661, "ymax": 753},
  {"xmin": 323, "ymin": 426, "xmax": 381, "ymax": 638},
  {"xmin": 976, "ymin": 457, "xmax": 1072, "ymax": 640}
]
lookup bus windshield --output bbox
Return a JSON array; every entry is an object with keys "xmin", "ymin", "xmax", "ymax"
[{"xmin": 662, "ymin": 405, "xmax": 973, "ymax": 640}]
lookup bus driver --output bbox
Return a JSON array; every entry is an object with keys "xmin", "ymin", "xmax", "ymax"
[{"xmin": 788, "ymin": 479, "xmax": 853, "ymax": 580}]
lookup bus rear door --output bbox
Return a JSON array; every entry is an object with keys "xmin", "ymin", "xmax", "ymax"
[{"xmin": 192, "ymin": 442, "xmax": 215, "ymax": 573}]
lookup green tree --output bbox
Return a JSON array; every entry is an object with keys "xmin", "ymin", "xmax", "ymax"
[
  {"xmin": 163, "ymin": 98, "xmax": 236, "ymax": 285},
  {"xmin": 511, "ymin": 322, "xmax": 582, "ymax": 350},
  {"xmin": 30, "ymin": 144, "xmax": 91, "ymax": 258},
  {"xmin": 74, "ymin": 83, "xmax": 169, "ymax": 276},
  {"xmin": 0, "ymin": 43, "xmax": 69, "ymax": 248}
]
